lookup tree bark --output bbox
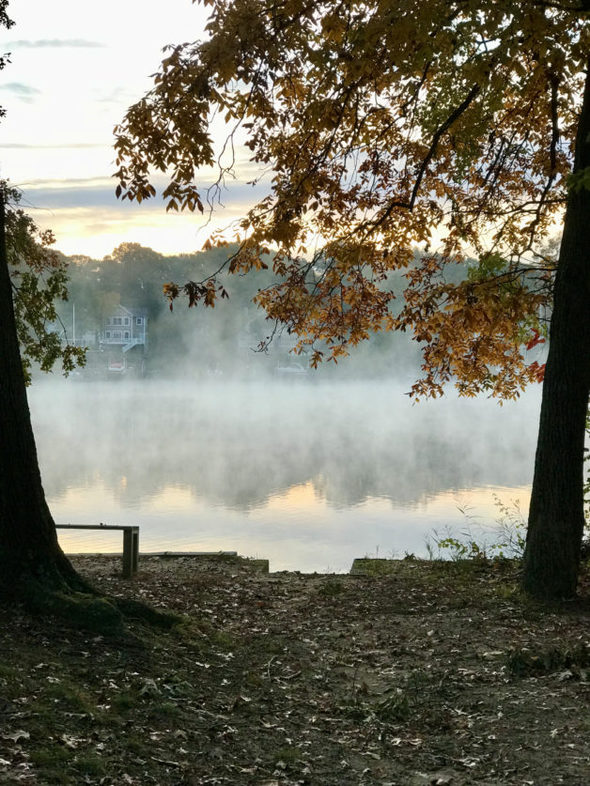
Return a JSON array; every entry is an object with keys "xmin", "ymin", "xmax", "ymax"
[
  {"xmin": 0, "ymin": 197, "xmax": 172, "ymax": 633},
  {"xmin": 0, "ymin": 195, "xmax": 87, "ymax": 597},
  {"xmin": 522, "ymin": 66, "xmax": 590, "ymax": 599}
]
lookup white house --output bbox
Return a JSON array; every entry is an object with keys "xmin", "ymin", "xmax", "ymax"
[{"xmin": 101, "ymin": 305, "xmax": 148, "ymax": 352}]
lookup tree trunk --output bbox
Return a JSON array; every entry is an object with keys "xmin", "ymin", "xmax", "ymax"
[
  {"xmin": 0, "ymin": 195, "xmax": 89, "ymax": 599},
  {"xmin": 0, "ymin": 198, "xmax": 175, "ymax": 633},
  {"xmin": 522, "ymin": 66, "xmax": 590, "ymax": 599}
]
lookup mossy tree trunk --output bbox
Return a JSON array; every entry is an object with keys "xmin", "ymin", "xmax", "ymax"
[
  {"xmin": 522, "ymin": 66, "xmax": 590, "ymax": 599},
  {"xmin": 0, "ymin": 196, "xmax": 90, "ymax": 600}
]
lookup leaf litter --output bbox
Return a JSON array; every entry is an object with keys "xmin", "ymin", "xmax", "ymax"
[{"xmin": 1, "ymin": 555, "xmax": 590, "ymax": 784}]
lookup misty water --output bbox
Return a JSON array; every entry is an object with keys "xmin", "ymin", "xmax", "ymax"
[{"xmin": 29, "ymin": 378, "xmax": 541, "ymax": 573}]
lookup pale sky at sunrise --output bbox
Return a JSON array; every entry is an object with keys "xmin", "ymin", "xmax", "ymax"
[{"xmin": 0, "ymin": 0, "xmax": 262, "ymax": 258}]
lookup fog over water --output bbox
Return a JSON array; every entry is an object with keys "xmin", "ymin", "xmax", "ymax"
[{"xmin": 28, "ymin": 378, "xmax": 541, "ymax": 572}]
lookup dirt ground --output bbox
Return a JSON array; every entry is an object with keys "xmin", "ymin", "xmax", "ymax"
[{"xmin": 2, "ymin": 554, "xmax": 590, "ymax": 785}]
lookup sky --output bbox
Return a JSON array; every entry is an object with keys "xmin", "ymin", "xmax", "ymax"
[{"xmin": 0, "ymin": 0, "xmax": 260, "ymax": 258}]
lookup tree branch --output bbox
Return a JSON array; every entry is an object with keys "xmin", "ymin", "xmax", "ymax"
[{"xmin": 366, "ymin": 82, "xmax": 481, "ymax": 234}]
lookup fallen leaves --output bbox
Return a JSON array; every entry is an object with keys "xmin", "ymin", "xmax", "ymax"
[{"xmin": 1, "ymin": 556, "xmax": 590, "ymax": 784}]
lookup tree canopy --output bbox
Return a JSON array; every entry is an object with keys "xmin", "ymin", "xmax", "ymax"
[
  {"xmin": 113, "ymin": 0, "xmax": 589, "ymax": 397},
  {"xmin": 5, "ymin": 185, "xmax": 85, "ymax": 383},
  {"xmin": 113, "ymin": 0, "xmax": 590, "ymax": 598}
]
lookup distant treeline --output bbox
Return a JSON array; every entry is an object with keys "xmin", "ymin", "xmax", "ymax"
[{"xmin": 53, "ymin": 242, "xmax": 457, "ymax": 380}]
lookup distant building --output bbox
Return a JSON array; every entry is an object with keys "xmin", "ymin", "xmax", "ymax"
[{"xmin": 101, "ymin": 305, "xmax": 148, "ymax": 352}]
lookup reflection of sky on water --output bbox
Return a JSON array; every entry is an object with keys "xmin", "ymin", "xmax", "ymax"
[{"xmin": 29, "ymin": 379, "xmax": 540, "ymax": 572}]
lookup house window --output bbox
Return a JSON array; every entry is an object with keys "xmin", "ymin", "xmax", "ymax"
[
  {"xmin": 124, "ymin": 318, "xmax": 129, "ymax": 325},
  {"xmin": 106, "ymin": 331, "xmax": 111, "ymax": 338},
  {"xmin": 124, "ymin": 332, "xmax": 130, "ymax": 339},
  {"xmin": 113, "ymin": 317, "xmax": 122, "ymax": 325},
  {"xmin": 136, "ymin": 317, "xmax": 143, "ymax": 325},
  {"xmin": 113, "ymin": 331, "xmax": 121, "ymax": 339}
]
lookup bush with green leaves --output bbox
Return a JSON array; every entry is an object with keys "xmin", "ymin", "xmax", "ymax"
[{"xmin": 4, "ymin": 183, "xmax": 85, "ymax": 382}]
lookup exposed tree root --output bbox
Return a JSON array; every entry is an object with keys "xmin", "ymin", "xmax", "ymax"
[
  {"xmin": 113, "ymin": 597, "xmax": 182, "ymax": 629},
  {"xmin": 0, "ymin": 558, "xmax": 180, "ymax": 635},
  {"xmin": 27, "ymin": 587, "xmax": 125, "ymax": 634}
]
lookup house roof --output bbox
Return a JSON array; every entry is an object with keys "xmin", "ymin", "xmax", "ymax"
[
  {"xmin": 127, "ymin": 306, "xmax": 148, "ymax": 318},
  {"xmin": 107, "ymin": 305, "xmax": 148, "ymax": 319}
]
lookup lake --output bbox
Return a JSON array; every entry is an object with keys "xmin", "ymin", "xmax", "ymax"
[{"xmin": 28, "ymin": 378, "xmax": 541, "ymax": 572}]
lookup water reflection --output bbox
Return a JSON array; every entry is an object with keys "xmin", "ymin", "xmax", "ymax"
[{"xmin": 28, "ymin": 379, "xmax": 540, "ymax": 571}]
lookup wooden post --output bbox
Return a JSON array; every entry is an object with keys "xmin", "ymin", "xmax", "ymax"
[
  {"xmin": 122, "ymin": 528, "xmax": 133, "ymax": 579},
  {"xmin": 132, "ymin": 529, "xmax": 139, "ymax": 574},
  {"xmin": 55, "ymin": 524, "xmax": 140, "ymax": 578}
]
